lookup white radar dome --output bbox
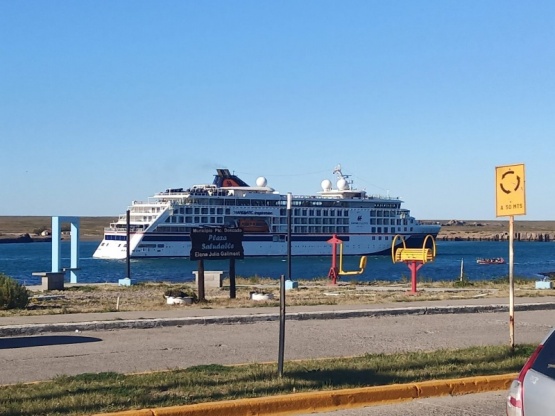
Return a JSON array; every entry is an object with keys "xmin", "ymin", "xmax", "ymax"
[
  {"xmin": 337, "ymin": 178, "xmax": 349, "ymax": 190},
  {"xmin": 256, "ymin": 176, "xmax": 267, "ymax": 187},
  {"xmin": 321, "ymin": 179, "xmax": 332, "ymax": 191}
]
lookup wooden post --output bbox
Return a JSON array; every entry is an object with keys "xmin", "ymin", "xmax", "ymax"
[
  {"xmin": 197, "ymin": 259, "xmax": 205, "ymax": 302},
  {"xmin": 229, "ymin": 258, "xmax": 236, "ymax": 299}
]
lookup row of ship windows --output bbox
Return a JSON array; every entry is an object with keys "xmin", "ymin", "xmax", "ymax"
[
  {"xmin": 169, "ymin": 207, "xmax": 402, "ymax": 218},
  {"xmin": 170, "ymin": 198, "xmax": 401, "ymax": 209},
  {"xmin": 103, "ymin": 226, "xmax": 415, "ymax": 244},
  {"xmin": 164, "ymin": 216, "xmax": 410, "ymax": 226},
  {"xmin": 165, "ymin": 216, "xmax": 352, "ymax": 225},
  {"xmin": 152, "ymin": 226, "xmax": 414, "ymax": 234},
  {"xmin": 100, "ymin": 231, "xmax": 411, "ymax": 251}
]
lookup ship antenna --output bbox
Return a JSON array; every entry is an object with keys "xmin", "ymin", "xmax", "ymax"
[{"xmin": 333, "ymin": 164, "xmax": 344, "ymax": 179}]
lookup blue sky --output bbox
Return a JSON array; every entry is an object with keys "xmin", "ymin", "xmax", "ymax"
[{"xmin": 1, "ymin": 1, "xmax": 554, "ymax": 220}]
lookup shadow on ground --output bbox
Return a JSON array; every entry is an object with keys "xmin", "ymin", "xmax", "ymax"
[{"xmin": 0, "ymin": 335, "xmax": 102, "ymax": 349}]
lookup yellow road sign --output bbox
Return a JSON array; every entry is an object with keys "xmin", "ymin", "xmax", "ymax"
[{"xmin": 495, "ymin": 164, "xmax": 526, "ymax": 217}]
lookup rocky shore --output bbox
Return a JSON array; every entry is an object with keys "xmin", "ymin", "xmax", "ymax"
[
  {"xmin": 0, "ymin": 234, "xmax": 52, "ymax": 244},
  {"xmin": 437, "ymin": 232, "xmax": 554, "ymax": 242},
  {"xmin": 436, "ymin": 220, "xmax": 555, "ymax": 242}
]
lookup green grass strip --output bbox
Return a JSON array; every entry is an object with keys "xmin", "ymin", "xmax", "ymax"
[{"xmin": 0, "ymin": 344, "xmax": 532, "ymax": 416}]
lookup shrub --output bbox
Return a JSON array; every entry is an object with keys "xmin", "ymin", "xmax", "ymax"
[
  {"xmin": 0, "ymin": 274, "xmax": 29, "ymax": 309},
  {"xmin": 32, "ymin": 226, "xmax": 48, "ymax": 235},
  {"xmin": 163, "ymin": 288, "xmax": 197, "ymax": 302}
]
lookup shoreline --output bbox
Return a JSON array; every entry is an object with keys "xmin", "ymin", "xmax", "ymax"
[{"xmin": 1, "ymin": 232, "xmax": 554, "ymax": 244}]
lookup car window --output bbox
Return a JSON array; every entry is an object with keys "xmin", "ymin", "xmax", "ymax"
[{"xmin": 532, "ymin": 331, "xmax": 555, "ymax": 379}]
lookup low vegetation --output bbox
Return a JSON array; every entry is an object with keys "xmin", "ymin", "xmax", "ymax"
[
  {"xmin": 0, "ymin": 216, "xmax": 113, "ymax": 240},
  {"xmin": 0, "ymin": 273, "xmax": 29, "ymax": 310},
  {"xmin": 0, "ymin": 276, "xmax": 552, "ymax": 317}
]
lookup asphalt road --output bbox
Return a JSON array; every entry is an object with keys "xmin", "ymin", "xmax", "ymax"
[
  {"xmin": 299, "ymin": 391, "xmax": 507, "ymax": 416},
  {"xmin": 1, "ymin": 308, "xmax": 553, "ymax": 385}
]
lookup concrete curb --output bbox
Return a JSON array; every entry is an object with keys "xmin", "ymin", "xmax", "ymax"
[
  {"xmin": 94, "ymin": 373, "xmax": 517, "ymax": 416},
  {"xmin": 2, "ymin": 301, "xmax": 555, "ymax": 336}
]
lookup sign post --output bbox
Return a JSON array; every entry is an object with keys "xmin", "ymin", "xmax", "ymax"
[
  {"xmin": 495, "ymin": 163, "xmax": 526, "ymax": 351},
  {"xmin": 278, "ymin": 193, "xmax": 292, "ymax": 377},
  {"xmin": 190, "ymin": 227, "xmax": 244, "ymax": 301}
]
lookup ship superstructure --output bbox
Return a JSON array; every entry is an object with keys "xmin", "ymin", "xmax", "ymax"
[{"xmin": 93, "ymin": 166, "xmax": 440, "ymax": 259}]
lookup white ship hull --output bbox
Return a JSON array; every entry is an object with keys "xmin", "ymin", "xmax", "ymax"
[{"xmin": 94, "ymin": 232, "xmax": 434, "ymax": 259}]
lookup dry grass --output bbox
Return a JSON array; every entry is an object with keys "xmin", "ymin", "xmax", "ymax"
[{"xmin": 2, "ymin": 277, "xmax": 552, "ymax": 318}]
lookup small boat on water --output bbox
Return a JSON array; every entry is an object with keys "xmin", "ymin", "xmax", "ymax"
[{"xmin": 476, "ymin": 257, "xmax": 505, "ymax": 265}]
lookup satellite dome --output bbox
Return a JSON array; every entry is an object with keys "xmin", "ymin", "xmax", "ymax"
[
  {"xmin": 321, "ymin": 179, "xmax": 332, "ymax": 191},
  {"xmin": 256, "ymin": 176, "xmax": 267, "ymax": 187},
  {"xmin": 337, "ymin": 178, "xmax": 349, "ymax": 190}
]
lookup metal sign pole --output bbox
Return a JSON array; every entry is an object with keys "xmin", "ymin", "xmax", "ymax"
[
  {"xmin": 278, "ymin": 273, "xmax": 285, "ymax": 377},
  {"xmin": 509, "ymin": 215, "xmax": 515, "ymax": 351},
  {"xmin": 495, "ymin": 164, "xmax": 525, "ymax": 353},
  {"xmin": 278, "ymin": 193, "xmax": 292, "ymax": 377},
  {"xmin": 126, "ymin": 210, "xmax": 131, "ymax": 279}
]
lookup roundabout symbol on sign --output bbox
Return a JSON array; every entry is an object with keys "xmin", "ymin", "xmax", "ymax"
[{"xmin": 500, "ymin": 170, "xmax": 521, "ymax": 194}]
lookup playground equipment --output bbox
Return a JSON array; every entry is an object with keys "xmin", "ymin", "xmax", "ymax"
[
  {"xmin": 327, "ymin": 234, "xmax": 367, "ymax": 285},
  {"xmin": 391, "ymin": 234, "xmax": 436, "ymax": 293}
]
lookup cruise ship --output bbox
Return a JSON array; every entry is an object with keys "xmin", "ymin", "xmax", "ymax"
[{"xmin": 93, "ymin": 166, "xmax": 440, "ymax": 259}]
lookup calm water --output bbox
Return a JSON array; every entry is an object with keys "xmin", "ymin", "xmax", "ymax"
[{"xmin": 0, "ymin": 240, "xmax": 554, "ymax": 286}]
